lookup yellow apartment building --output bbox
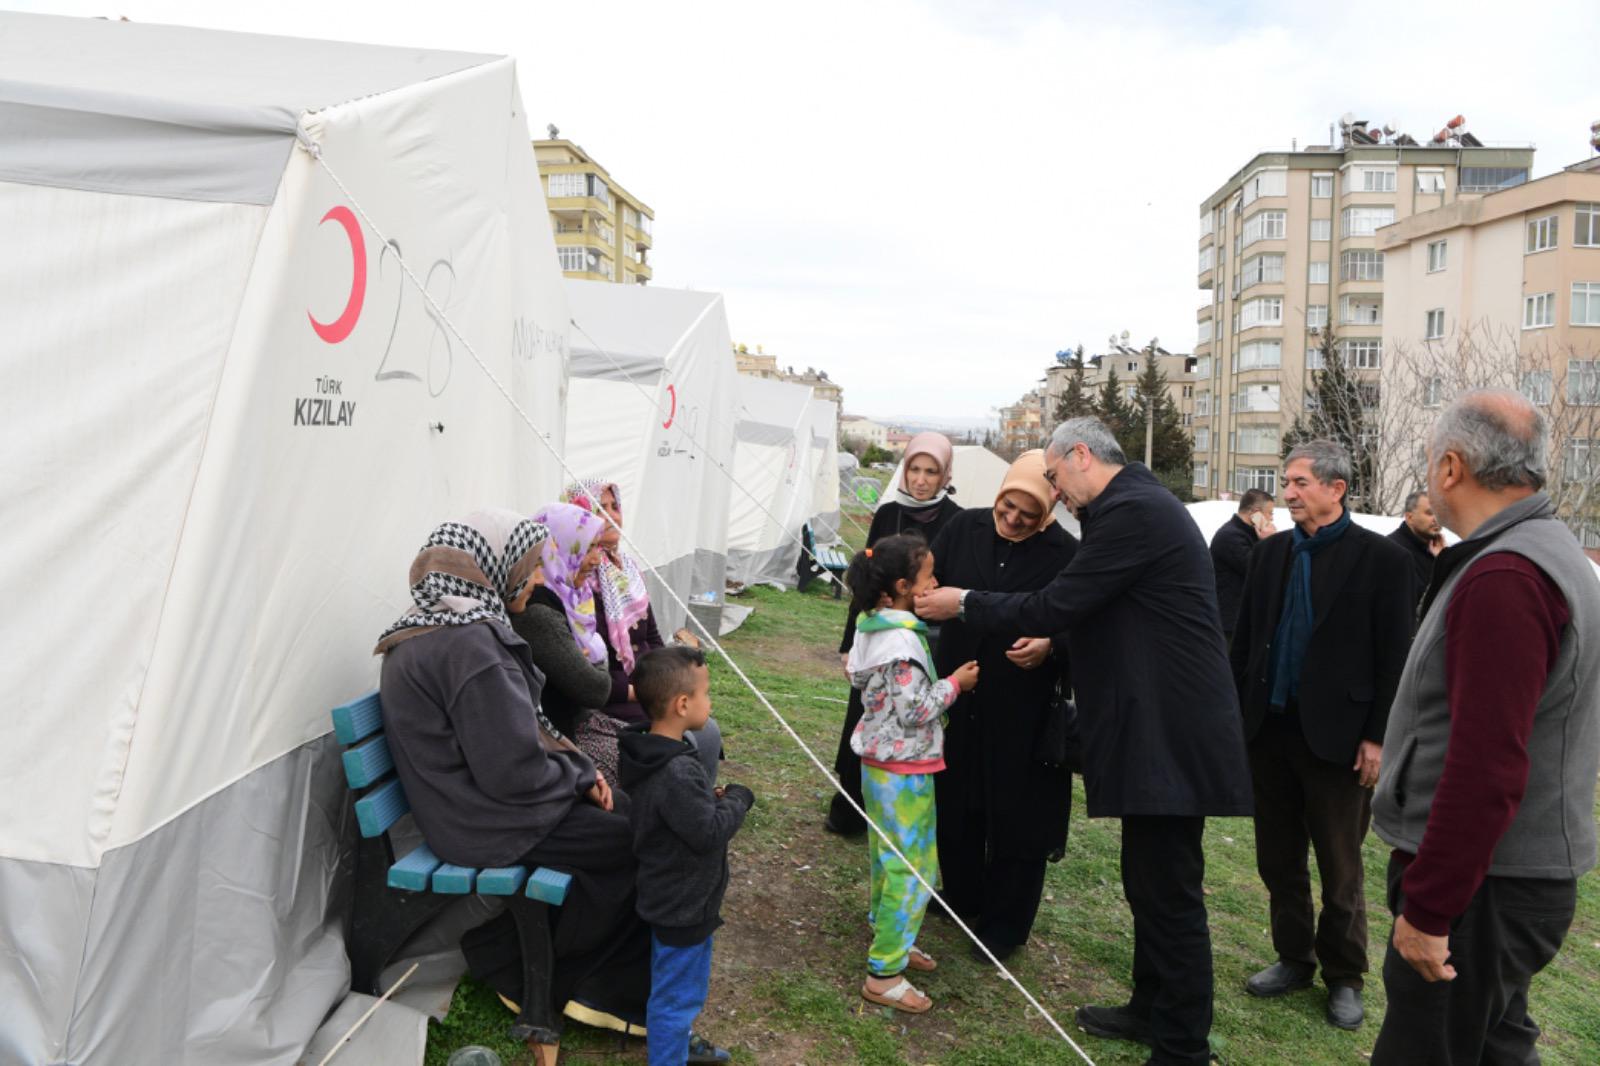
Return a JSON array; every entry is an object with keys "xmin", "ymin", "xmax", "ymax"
[
  {"xmin": 534, "ymin": 135, "xmax": 653, "ymax": 284},
  {"xmin": 1192, "ymin": 121, "xmax": 1535, "ymax": 499}
]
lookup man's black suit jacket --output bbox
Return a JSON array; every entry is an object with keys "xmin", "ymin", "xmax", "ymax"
[{"xmin": 1229, "ymin": 517, "xmax": 1415, "ymax": 765}]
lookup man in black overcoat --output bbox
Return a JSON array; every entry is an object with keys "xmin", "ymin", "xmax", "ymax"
[
  {"xmin": 919, "ymin": 417, "xmax": 1252, "ymax": 1066},
  {"xmin": 1386, "ymin": 488, "xmax": 1443, "ymax": 597},
  {"xmin": 1229, "ymin": 439, "xmax": 1414, "ymax": 1031},
  {"xmin": 1209, "ymin": 488, "xmax": 1276, "ymax": 639}
]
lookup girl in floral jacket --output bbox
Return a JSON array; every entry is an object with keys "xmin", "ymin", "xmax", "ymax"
[{"xmin": 844, "ymin": 534, "xmax": 979, "ymax": 1014}]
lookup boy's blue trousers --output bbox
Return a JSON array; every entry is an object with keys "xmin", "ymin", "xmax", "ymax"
[{"xmin": 647, "ymin": 932, "xmax": 713, "ymax": 1065}]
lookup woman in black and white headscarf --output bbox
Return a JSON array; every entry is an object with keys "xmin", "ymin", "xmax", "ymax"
[{"xmin": 376, "ymin": 508, "xmax": 649, "ymax": 1034}]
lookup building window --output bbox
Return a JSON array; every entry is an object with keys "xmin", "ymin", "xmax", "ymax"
[
  {"xmin": 1195, "ymin": 356, "xmax": 1212, "ymax": 378},
  {"xmin": 1354, "ymin": 167, "xmax": 1397, "ymax": 193},
  {"xmin": 1341, "ymin": 339, "xmax": 1383, "ymax": 369},
  {"xmin": 1565, "ymin": 439, "xmax": 1597, "ymax": 480},
  {"xmin": 1340, "ymin": 296, "xmax": 1383, "ymax": 326},
  {"xmin": 1194, "ymin": 461, "xmax": 1210, "ymax": 487},
  {"xmin": 1182, "ymin": 384, "xmax": 1194, "ymax": 398},
  {"xmin": 1460, "ymin": 166, "xmax": 1529, "ymax": 193},
  {"xmin": 1235, "ymin": 384, "xmax": 1281, "ymax": 413},
  {"xmin": 1199, "ymin": 246, "xmax": 1216, "ymax": 273},
  {"xmin": 1423, "ymin": 376, "xmax": 1444, "ymax": 407},
  {"xmin": 1306, "ymin": 304, "xmax": 1328, "ymax": 331},
  {"xmin": 1425, "ymin": 309, "xmax": 1445, "ymax": 340},
  {"xmin": 1195, "ymin": 427, "xmax": 1211, "ymax": 450},
  {"xmin": 1574, "ymin": 283, "xmax": 1600, "ymax": 326},
  {"xmin": 1126, "ymin": 360, "xmax": 1139, "ymax": 373},
  {"xmin": 1577, "ymin": 204, "xmax": 1600, "ymax": 247},
  {"xmin": 1242, "ymin": 210, "xmax": 1287, "ymax": 248},
  {"xmin": 1308, "ymin": 261, "xmax": 1330, "ymax": 284},
  {"xmin": 1524, "ymin": 292, "xmax": 1556, "ymax": 329},
  {"xmin": 1310, "ymin": 219, "xmax": 1331, "ymax": 241},
  {"xmin": 1307, "ymin": 346, "xmax": 1325, "ymax": 370},
  {"xmin": 1238, "ymin": 425, "xmax": 1279, "ymax": 454},
  {"xmin": 1342, "ymin": 206, "xmax": 1396, "ymax": 237},
  {"xmin": 1198, "ymin": 320, "xmax": 1211, "ymax": 346},
  {"xmin": 1238, "ymin": 340, "xmax": 1282, "ymax": 370},
  {"xmin": 1522, "ymin": 370, "xmax": 1553, "ymax": 406},
  {"xmin": 1216, "ymin": 319, "xmax": 1223, "ymax": 340},
  {"xmin": 547, "ymin": 172, "xmax": 585, "ymax": 198},
  {"xmin": 1235, "ymin": 467, "xmax": 1278, "ymax": 494},
  {"xmin": 1527, "ymin": 215, "xmax": 1559, "ymax": 253},
  {"xmin": 1569, "ymin": 361, "xmax": 1600, "ymax": 405},
  {"xmin": 1196, "ymin": 392, "xmax": 1211, "ymax": 416},
  {"xmin": 1240, "ymin": 297, "xmax": 1284, "ymax": 330},
  {"xmin": 1242, "ymin": 169, "xmax": 1288, "ymax": 206},
  {"xmin": 1311, "ymin": 173, "xmax": 1333, "ymax": 198},
  {"xmin": 1416, "ymin": 170, "xmax": 1446, "ymax": 193},
  {"xmin": 1199, "ymin": 213, "xmax": 1215, "ymax": 238},
  {"xmin": 1239, "ymin": 253, "xmax": 1285, "ymax": 288},
  {"xmin": 1426, "ymin": 240, "xmax": 1448, "ymax": 273},
  {"xmin": 1340, "ymin": 249, "xmax": 1385, "ymax": 281}
]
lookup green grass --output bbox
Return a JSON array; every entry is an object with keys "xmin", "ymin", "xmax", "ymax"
[{"xmin": 424, "ymin": 505, "xmax": 1600, "ymax": 1064}]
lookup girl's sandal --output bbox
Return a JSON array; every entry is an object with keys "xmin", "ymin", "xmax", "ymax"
[
  {"xmin": 907, "ymin": 945, "xmax": 937, "ymax": 972},
  {"xmin": 862, "ymin": 977, "xmax": 933, "ymax": 1014}
]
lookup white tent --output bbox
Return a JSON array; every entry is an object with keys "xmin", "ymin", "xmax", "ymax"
[
  {"xmin": 564, "ymin": 281, "xmax": 739, "ymax": 634},
  {"xmin": 880, "ymin": 444, "xmax": 1012, "ymax": 516},
  {"xmin": 726, "ymin": 377, "xmax": 817, "ymax": 587},
  {"xmin": 1185, "ymin": 499, "xmax": 1411, "ymax": 543},
  {"xmin": 0, "ymin": 14, "xmax": 569, "ymax": 1065},
  {"xmin": 806, "ymin": 398, "xmax": 842, "ymax": 543}
]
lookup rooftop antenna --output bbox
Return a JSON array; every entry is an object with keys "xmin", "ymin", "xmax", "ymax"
[{"xmin": 547, "ymin": 123, "xmax": 560, "ymax": 139}]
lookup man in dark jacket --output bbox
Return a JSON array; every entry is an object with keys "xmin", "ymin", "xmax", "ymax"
[
  {"xmin": 1229, "ymin": 440, "xmax": 1414, "ymax": 1031},
  {"xmin": 1371, "ymin": 391, "xmax": 1600, "ymax": 1064},
  {"xmin": 1210, "ymin": 488, "xmax": 1276, "ymax": 639},
  {"xmin": 1386, "ymin": 489, "xmax": 1443, "ymax": 594},
  {"xmin": 618, "ymin": 646, "xmax": 754, "ymax": 1065},
  {"xmin": 918, "ymin": 417, "xmax": 1252, "ymax": 1066}
]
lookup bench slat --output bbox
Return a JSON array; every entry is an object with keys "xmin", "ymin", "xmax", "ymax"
[
  {"xmin": 476, "ymin": 866, "xmax": 529, "ymax": 895},
  {"xmin": 819, "ymin": 549, "xmax": 849, "ymax": 571},
  {"xmin": 354, "ymin": 779, "xmax": 410, "ymax": 838},
  {"xmin": 331, "ymin": 692, "xmax": 384, "ymax": 744},
  {"xmin": 387, "ymin": 843, "xmax": 442, "ymax": 891},
  {"xmin": 340, "ymin": 735, "xmax": 395, "ymax": 790},
  {"xmin": 432, "ymin": 864, "xmax": 476, "ymax": 893},
  {"xmin": 526, "ymin": 867, "xmax": 572, "ymax": 906}
]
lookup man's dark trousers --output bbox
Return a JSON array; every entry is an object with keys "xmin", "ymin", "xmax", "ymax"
[
  {"xmin": 1373, "ymin": 855, "xmax": 1577, "ymax": 1065},
  {"xmin": 1123, "ymin": 815, "xmax": 1213, "ymax": 1064},
  {"xmin": 1248, "ymin": 713, "xmax": 1371, "ymax": 987}
]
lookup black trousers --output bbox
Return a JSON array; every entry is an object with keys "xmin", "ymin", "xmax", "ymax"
[
  {"xmin": 826, "ymin": 687, "xmax": 869, "ymax": 833},
  {"xmin": 1373, "ymin": 854, "xmax": 1577, "ymax": 1066},
  {"xmin": 1247, "ymin": 715, "xmax": 1372, "ymax": 988},
  {"xmin": 462, "ymin": 800, "xmax": 651, "ymax": 1019},
  {"xmin": 1123, "ymin": 815, "xmax": 1214, "ymax": 1065}
]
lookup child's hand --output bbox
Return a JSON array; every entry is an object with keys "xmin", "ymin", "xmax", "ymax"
[{"xmin": 952, "ymin": 660, "xmax": 980, "ymax": 692}]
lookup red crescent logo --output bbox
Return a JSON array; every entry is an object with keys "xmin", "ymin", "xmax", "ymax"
[
  {"xmin": 308, "ymin": 205, "xmax": 366, "ymax": 344},
  {"xmin": 663, "ymin": 384, "xmax": 677, "ymax": 429}
]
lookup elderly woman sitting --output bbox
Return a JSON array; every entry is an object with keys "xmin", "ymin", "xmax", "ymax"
[
  {"xmin": 376, "ymin": 509, "xmax": 648, "ymax": 1037},
  {"xmin": 561, "ymin": 479, "xmax": 721, "ymax": 782}
]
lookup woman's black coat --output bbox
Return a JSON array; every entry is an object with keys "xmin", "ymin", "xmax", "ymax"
[
  {"xmin": 963, "ymin": 463, "xmax": 1254, "ymax": 819},
  {"xmin": 930, "ymin": 507, "xmax": 1077, "ymax": 856}
]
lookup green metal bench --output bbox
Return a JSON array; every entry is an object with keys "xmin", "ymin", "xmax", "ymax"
[
  {"xmin": 797, "ymin": 523, "xmax": 851, "ymax": 598},
  {"xmin": 333, "ymin": 691, "xmax": 572, "ymax": 1043}
]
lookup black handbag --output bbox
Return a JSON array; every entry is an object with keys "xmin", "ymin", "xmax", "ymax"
[{"xmin": 1037, "ymin": 680, "xmax": 1082, "ymax": 773}]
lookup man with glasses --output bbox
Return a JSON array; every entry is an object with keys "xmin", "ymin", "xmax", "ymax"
[{"xmin": 918, "ymin": 417, "xmax": 1251, "ymax": 1066}]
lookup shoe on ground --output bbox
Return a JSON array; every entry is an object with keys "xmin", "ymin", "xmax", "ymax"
[
  {"xmin": 1075, "ymin": 1003, "xmax": 1152, "ymax": 1046},
  {"xmin": 1245, "ymin": 959, "xmax": 1316, "ymax": 998},
  {"xmin": 822, "ymin": 814, "xmax": 866, "ymax": 837},
  {"xmin": 1326, "ymin": 985, "xmax": 1364, "ymax": 1030},
  {"xmin": 687, "ymin": 1033, "xmax": 732, "ymax": 1063}
]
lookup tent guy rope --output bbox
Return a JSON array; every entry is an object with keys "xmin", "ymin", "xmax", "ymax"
[{"xmin": 298, "ymin": 129, "xmax": 1097, "ymax": 1066}]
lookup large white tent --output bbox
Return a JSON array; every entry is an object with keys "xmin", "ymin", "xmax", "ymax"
[
  {"xmin": 565, "ymin": 281, "xmax": 739, "ymax": 634},
  {"xmin": 805, "ymin": 397, "xmax": 842, "ymax": 543},
  {"xmin": 0, "ymin": 14, "xmax": 569, "ymax": 1065},
  {"xmin": 726, "ymin": 376, "xmax": 817, "ymax": 587}
]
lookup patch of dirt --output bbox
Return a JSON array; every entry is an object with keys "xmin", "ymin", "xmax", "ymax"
[{"xmin": 736, "ymin": 632, "xmax": 848, "ymax": 685}]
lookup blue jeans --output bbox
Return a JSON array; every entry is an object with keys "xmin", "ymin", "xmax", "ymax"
[{"xmin": 647, "ymin": 932, "xmax": 713, "ymax": 1065}]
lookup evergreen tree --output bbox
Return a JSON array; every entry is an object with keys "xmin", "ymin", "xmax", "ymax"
[
  {"xmin": 1094, "ymin": 367, "xmax": 1133, "ymax": 440},
  {"xmin": 1126, "ymin": 349, "xmax": 1193, "ymax": 494},
  {"xmin": 1281, "ymin": 329, "xmax": 1376, "ymax": 507},
  {"xmin": 1054, "ymin": 346, "xmax": 1095, "ymax": 424}
]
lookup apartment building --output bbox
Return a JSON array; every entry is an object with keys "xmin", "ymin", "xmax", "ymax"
[
  {"xmin": 1379, "ymin": 162, "xmax": 1600, "ymax": 503},
  {"xmin": 1039, "ymin": 342, "xmax": 1196, "ymax": 434},
  {"xmin": 998, "ymin": 389, "xmax": 1047, "ymax": 454},
  {"xmin": 1192, "ymin": 119, "xmax": 1534, "ymax": 499},
  {"xmin": 735, "ymin": 344, "xmax": 845, "ymax": 404},
  {"xmin": 534, "ymin": 135, "xmax": 654, "ymax": 284}
]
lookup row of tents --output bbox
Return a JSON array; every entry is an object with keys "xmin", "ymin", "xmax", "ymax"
[{"xmin": 0, "ymin": 13, "xmax": 839, "ymax": 1065}]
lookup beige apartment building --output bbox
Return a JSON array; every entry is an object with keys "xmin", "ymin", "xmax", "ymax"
[
  {"xmin": 534, "ymin": 135, "xmax": 654, "ymax": 284},
  {"xmin": 1040, "ymin": 343, "xmax": 1196, "ymax": 432},
  {"xmin": 1192, "ymin": 126, "xmax": 1534, "ymax": 499},
  {"xmin": 734, "ymin": 344, "xmax": 845, "ymax": 404},
  {"xmin": 1378, "ymin": 162, "xmax": 1600, "ymax": 511}
]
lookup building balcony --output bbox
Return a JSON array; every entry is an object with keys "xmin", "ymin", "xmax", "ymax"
[
  {"xmin": 627, "ymin": 221, "xmax": 652, "ymax": 249},
  {"xmin": 1198, "ymin": 266, "xmax": 1214, "ymax": 289},
  {"xmin": 625, "ymin": 260, "xmax": 653, "ymax": 283},
  {"xmin": 553, "ymin": 230, "xmax": 615, "ymax": 252},
  {"xmin": 546, "ymin": 194, "xmax": 614, "ymax": 216}
]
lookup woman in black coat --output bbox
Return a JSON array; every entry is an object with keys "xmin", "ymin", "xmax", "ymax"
[
  {"xmin": 825, "ymin": 432, "xmax": 963, "ymax": 835},
  {"xmin": 929, "ymin": 451, "xmax": 1077, "ymax": 960}
]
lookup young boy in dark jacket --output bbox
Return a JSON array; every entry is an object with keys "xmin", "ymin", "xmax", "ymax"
[{"xmin": 618, "ymin": 646, "xmax": 754, "ymax": 1066}]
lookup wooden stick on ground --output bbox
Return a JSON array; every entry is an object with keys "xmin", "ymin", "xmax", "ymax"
[{"xmin": 315, "ymin": 962, "xmax": 420, "ymax": 1066}]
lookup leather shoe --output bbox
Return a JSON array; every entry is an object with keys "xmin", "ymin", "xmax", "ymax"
[
  {"xmin": 1075, "ymin": 1003, "xmax": 1152, "ymax": 1046},
  {"xmin": 1326, "ymin": 985, "xmax": 1364, "ymax": 1030},
  {"xmin": 1245, "ymin": 960, "xmax": 1315, "ymax": 998}
]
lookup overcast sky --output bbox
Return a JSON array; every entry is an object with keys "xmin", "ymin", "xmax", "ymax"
[{"xmin": 22, "ymin": 0, "xmax": 1600, "ymax": 424}]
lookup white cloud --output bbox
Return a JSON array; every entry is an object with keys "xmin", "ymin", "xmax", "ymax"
[{"xmin": 19, "ymin": 0, "xmax": 1600, "ymax": 420}]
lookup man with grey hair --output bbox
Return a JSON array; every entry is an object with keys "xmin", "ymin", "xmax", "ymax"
[
  {"xmin": 1229, "ymin": 438, "xmax": 1414, "ymax": 1030},
  {"xmin": 1386, "ymin": 489, "xmax": 1444, "ymax": 592},
  {"xmin": 917, "ymin": 416, "xmax": 1252, "ymax": 1065},
  {"xmin": 1371, "ymin": 390, "xmax": 1600, "ymax": 1063}
]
